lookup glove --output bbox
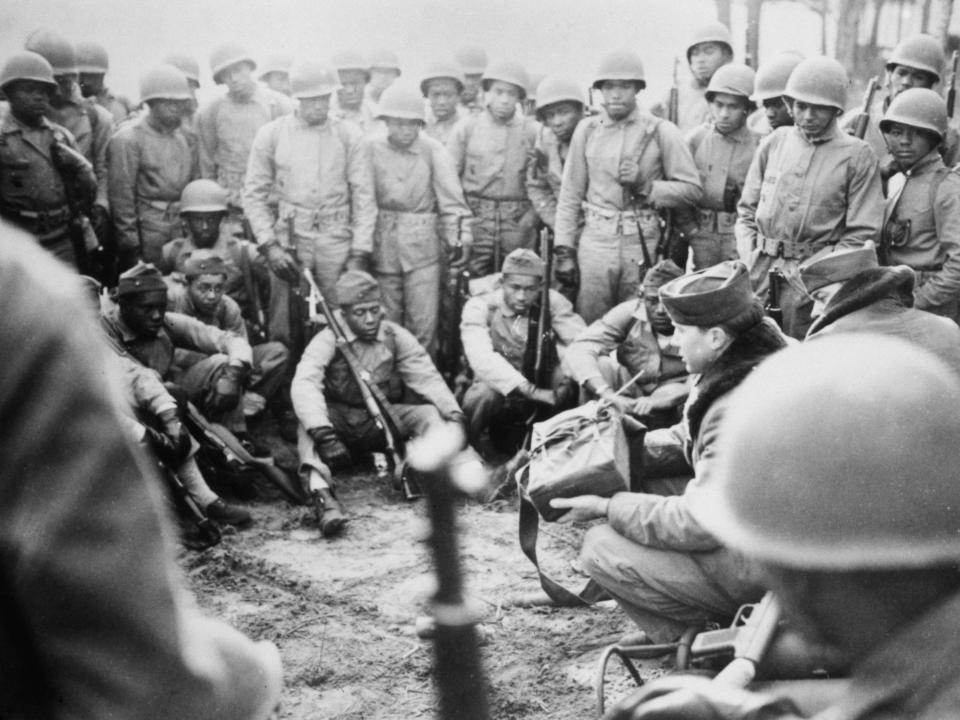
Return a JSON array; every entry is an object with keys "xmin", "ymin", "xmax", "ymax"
[
  {"xmin": 554, "ymin": 246, "xmax": 578, "ymax": 287},
  {"xmin": 145, "ymin": 422, "xmax": 192, "ymax": 467},
  {"xmin": 89, "ymin": 204, "xmax": 111, "ymax": 241},
  {"xmin": 208, "ymin": 364, "xmax": 247, "ymax": 415},
  {"xmin": 722, "ymin": 182, "xmax": 741, "ymax": 213},
  {"xmin": 262, "ymin": 243, "xmax": 299, "ymax": 284},
  {"xmin": 308, "ymin": 426, "xmax": 352, "ymax": 471},
  {"xmin": 344, "ymin": 251, "xmax": 372, "ymax": 273}
]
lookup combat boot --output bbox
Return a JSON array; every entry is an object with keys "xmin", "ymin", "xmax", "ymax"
[{"xmin": 313, "ymin": 487, "xmax": 348, "ymax": 537}]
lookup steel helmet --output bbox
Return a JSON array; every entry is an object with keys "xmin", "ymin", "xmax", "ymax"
[
  {"xmin": 419, "ymin": 59, "xmax": 465, "ymax": 96},
  {"xmin": 289, "ymin": 59, "xmax": 339, "ymax": 98},
  {"xmin": 455, "ymin": 45, "xmax": 488, "ymax": 75},
  {"xmin": 879, "ymin": 87, "xmax": 948, "ymax": 139},
  {"xmin": 376, "ymin": 81, "xmax": 426, "ymax": 122},
  {"xmin": 705, "ymin": 62, "xmax": 756, "ymax": 103},
  {"xmin": 210, "ymin": 42, "xmax": 256, "ymax": 83},
  {"xmin": 686, "ymin": 21, "xmax": 734, "ymax": 62},
  {"xmin": 593, "ymin": 50, "xmax": 646, "ymax": 90},
  {"xmin": 886, "ymin": 34, "xmax": 944, "ymax": 82},
  {"xmin": 535, "ymin": 74, "xmax": 586, "ymax": 119},
  {"xmin": 75, "ymin": 40, "xmax": 108, "ymax": 73},
  {"xmin": 783, "ymin": 56, "xmax": 847, "ymax": 111},
  {"xmin": 0, "ymin": 51, "xmax": 57, "ymax": 92},
  {"xmin": 692, "ymin": 334, "xmax": 960, "ymax": 570},
  {"xmin": 163, "ymin": 53, "xmax": 200, "ymax": 85},
  {"xmin": 481, "ymin": 59, "xmax": 531, "ymax": 99},
  {"xmin": 332, "ymin": 50, "xmax": 371, "ymax": 80},
  {"xmin": 139, "ymin": 64, "xmax": 193, "ymax": 103},
  {"xmin": 258, "ymin": 53, "xmax": 292, "ymax": 80},
  {"xmin": 369, "ymin": 49, "xmax": 401, "ymax": 73},
  {"xmin": 752, "ymin": 52, "xmax": 804, "ymax": 101},
  {"xmin": 24, "ymin": 29, "xmax": 77, "ymax": 75},
  {"xmin": 180, "ymin": 179, "xmax": 229, "ymax": 213}
]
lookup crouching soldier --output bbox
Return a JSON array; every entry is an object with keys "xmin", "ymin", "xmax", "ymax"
[
  {"xmin": 460, "ymin": 248, "xmax": 586, "ymax": 459},
  {"xmin": 291, "ymin": 271, "xmax": 465, "ymax": 536}
]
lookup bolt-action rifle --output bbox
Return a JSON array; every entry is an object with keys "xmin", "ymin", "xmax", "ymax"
[
  {"xmin": 852, "ymin": 76, "xmax": 881, "ymax": 139},
  {"xmin": 657, "ymin": 57, "xmax": 683, "ymax": 262},
  {"xmin": 765, "ymin": 268, "xmax": 784, "ymax": 328},
  {"xmin": 50, "ymin": 136, "xmax": 95, "ymax": 275},
  {"xmin": 948, "ymin": 51, "xmax": 959, "ymax": 119},
  {"xmin": 240, "ymin": 217, "xmax": 268, "ymax": 344},
  {"xmin": 521, "ymin": 225, "xmax": 558, "ymax": 397}
]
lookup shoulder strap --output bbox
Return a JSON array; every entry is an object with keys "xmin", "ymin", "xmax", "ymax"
[{"xmin": 84, "ymin": 103, "xmax": 100, "ymax": 135}]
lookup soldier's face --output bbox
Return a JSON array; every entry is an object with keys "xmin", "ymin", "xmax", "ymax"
[
  {"xmin": 789, "ymin": 100, "xmax": 839, "ymax": 140},
  {"xmin": 710, "ymin": 93, "xmax": 750, "ymax": 134},
  {"xmin": 222, "ymin": 62, "xmax": 255, "ymax": 96},
  {"xmin": 883, "ymin": 122, "xmax": 939, "ymax": 172},
  {"xmin": 183, "ymin": 212, "xmax": 224, "ymax": 246},
  {"xmin": 809, "ymin": 282, "xmax": 843, "ymax": 318},
  {"xmin": 486, "ymin": 80, "xmax": 521, "ymax": 121},
  {"xmin": 120, "ymin": 292, "xmax": 168, "ymax": 337},
  {"xmin": 5, "ymin": 80, "xmax": 52, "ymax": 124},
  {"xmin": 764, "ymin": 97, "xmax": 793, "ymax": 129},
  {"xmin": 188, "ymin": 273, "xmax": 226, "ymax": 316},
  {"xmin": 52, "ymin": 73, "xmax": 77, "ymax": 102},
  {"xmin": 337, "ymin": 70, "xmax": 368, "ymax": 110},
  {"xmin": 542, "ymin": 102, "xmax": 583, "ymax": 144},
  {"xmin": 370, "ymin": 68, "xmax": 400, "ymax": 92},
  {"xmin": 888, "ymin": 64, "xmax": 936, "ymax": 99},
  {"xmin": 78, "ymin": 72, "xmax": 104, "ymax": 98},
  {"xmin": 426, "ymin": 78, "xmax": 461, "ymax": 121},
  {"xmin": 263, "ymin": 71, "xmax": 291, "ymax": 96},
  {"xmin": 462, "ymin": 73, "xmax": 483, "ymax": 103},
  {"xmin": 502, "ymin": 274, "xmax": 541, "ymax": 315},
  {"xmin": 343, "ymin": 301, "xmax": 383, "ymax": 340},
  {"xmin": 673, "ymin": 322, "xmax": 727, "ymax": 373},
  {"xmin": 689, "ymin": 43, "xmax": 730, "ymax": 84},
  {"xmin": 149, "ymin": 99, "xmax": 187, "ymax": 130},
  {"xmin": 599, "ymin": 80, "xmax": 639, "ymax": 120},
  {"xmin": 643, "ymin": 288, "xmax": 674, "ymax": 335},
  {"xmin": 385, "ymin": 118, "xmax": 422, "ymax": 149},
  {"xmin": 299, "ymin": 95, "xmax": 331, "ymax": 126}
]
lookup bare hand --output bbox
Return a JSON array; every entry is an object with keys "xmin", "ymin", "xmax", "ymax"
[
  {"xmin": 265, "ymin": 244, "xmax": 299, "ymax": 284},
  {"xmin": 530, "ymin": 387, "xmax": 557, "ymax": 407},
  {"xmin": 549, "ymin": 495, "xmax": 609, "ymax": 523},
  {"xmin": 618, "ymin": 157, "xmax": 642, "ymax": 188}
]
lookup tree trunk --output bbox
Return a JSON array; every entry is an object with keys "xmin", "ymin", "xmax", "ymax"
[
  {"xmin": 835, "ymin": 0, "xmax": 870, "ymax": 79},
  {"xmin": 928, "ymin": 0, "xmax": 956, "ymax": 45},
  {"xmin": 922, "ymin": 0, "xmax": 934, "ymax": 31},
  {"xmin": 715, "ymin": 0, "xmax": 733, "ymax": 27},
  {"xmin": 745, "ymin": 0, "xmax": 762, "ymax": 67}
]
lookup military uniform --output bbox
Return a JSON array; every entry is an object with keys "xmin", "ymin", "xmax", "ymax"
[
  {"xmin": 650, "ymin": 79, "xmax": 710, "ymax": 132},
  {"xmin": 424, "ymin": 106, "xmax": 461, "ymax": 145},
  {"xmin": 554, "ymin": 107, "xmax": 702, "ymax": 323},
  {"xmin": 526, "ymin": 124, "xmax": 568, "ymax": 230},
  {"xmin": 332, "ymin": 95, "xmax": 382, "ymax": 135},
  {"xmin": 94, "ymin": 88, "xmax": 133, "ymax": 125},
  {"xmin": 107, "ymin": 114, "xmax": 198, "ymax": 264},
  {"xmin": 49, "ymin": 84, "xmax": 112, "ymax": 213}
]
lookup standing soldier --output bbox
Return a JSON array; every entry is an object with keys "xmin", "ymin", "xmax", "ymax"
[
  {"xmin": 683, "ymin": 63, "xmax": 760, "ymax": 269},
  {"xmin": 366, "ymin": 49, "xmax": 402, "ymax": 105},
  {"xmin": 421, "ymin": 59, "xmax": 464, "ymax": 145},
  {"xmin": 746, "ymin": 51, "xmax": 802, "ymax": 136},
  {"xmin": 258, "ymin": 54, "xmax": 292, "ymax": 96},
  {"xmin": 199, "ymin": 42, "xmax": 294, "ymax": 232},
  {"xmin": 75, "ymin": 40, "xmax": 133, "ymax": 124},
  {"xmin": 652, "ymin": 22, "xmax": 734, "ymax": 132},
  {"xmin": 163, "ymin": 53, "xmax": 202, "ymax": 142},
  {"xmin": 331, "ymin": 50, "xmax": 379, "ymax": 134},
  {"xmin": 243, "ymin": 58, "xmax": 376, "ymax": 346},
  {"xmin": 454, "ymin": 45, "xmax": 488, "ymax": 114},
  {"xmin": 108, "ymin": 64, "xmax": 197, "ymax": 268},
  {"xmin": 555, "ymin": 50, "xmax": 702, "ymax": 324},
  {"xmin": 0, "ymin": 51, "xmax": 97, "ymax": 266},
  {"xmin": 447, "ymin": 59, "xmax": 540, "ymax": 277},
  {"xmin": 366, "ymin": 82, "xmax": 473, "ymax": 357},
  {"xmin": 737, "ymin": 56, "xmax": 884, "ymax": 339},
  {"xmin": 879, "ymin": 88, "xmax": 960, "ymax": 322}
]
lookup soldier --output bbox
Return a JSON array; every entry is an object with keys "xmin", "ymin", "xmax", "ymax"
[
  {"xmin": 0, "ymin": 51, "xmax": 98, "ymax": 267},
  {"xmin": 291, "ymin": 270, "xmax": 465, "ymax": 536},
  {"xmin": 878, "ymin": 88, "xmax": 960, "ymax": 322},
  {"xmin": 198, "ymin": 42, "xmax": 294, "ymax": 229},
  {"xmin": 75, "ymin": 40, "xmax": 133, "ymax": 124},
  {"xmin": 447, "ymin": 59, "xmax": 541, "ymax": 277},
  {"xmin": 454, "ymin": 45, "xmax": 488, "ymax": 114},
  {"xmin": 367, "ymin": 49, "xmax": 401, "ymax": 104},
  {"xmin": 366, "ymin": 82, "xmax": 473, "ymax": 356},
  {"xmin": 258, "ymin": 53, "xmax": 292, "ymax": 96},
  {"xmin": 608, "ymin": 334, "xmax": 960, "ymax": 719},
  {"xmin": 243, "ymin": 58, "xmax": 376, "ymax": 347},
  {"xmin": 331, "ymin": 50, "xmax": 379, "ymax": 133},
  {"xmin": 747, "ymin": 51, "xmax": 802, "ymax": 136},
  {"xmin": 551, "ymin": 261, "xmax": 786, "ymax": 645},
  {"xmin": 108, "ymin": 64, "xmax": 197, "ymax": 268},
  {"xmin": 651, "ymin": 22, "xmax": 734, "ymax": 132},
  {"xmin": 421, "ymin": 59, "xmax": 465, "ymax": 145},
  {"xmin": 460, "ymin": 249, "xmax": 585, "ymax": 456},
  {"xmin": 25, "ymin": 29, "xmax": 113, "ymax": 242},
  {"xmin": 554, "ymin": 50, "xmax": 702, "ymax": 324},
  {"xmin": 682, "ymin": 63, "xmax": 760, "ymax": 269},
  {"xmin": 736, "ymin": 56, "xmax": 884, "ymax": 340},
  {"xmin": 163, "ymin": 52, "xmax": 202, "ymax": 141}
]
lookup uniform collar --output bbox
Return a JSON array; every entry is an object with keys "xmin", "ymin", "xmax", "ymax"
[
  {"xmin": 484, "ymin": 107, "xmax": 522, "ymax": 127},
  {"xmin": 2, "ymin": 112, "xmax": 52, "ymax": 135},
  {"xmin": 793, "ymin": 121, "xmax": 843, "ymax": 145},
  {"xmin": 336, "ymin": 309, "xmax": 388, "ymax": 344},
  {"xmin": 104, "ymin": 304, "xmax": 143, "ymax": 343},
  {"xmin": 601, "ymin": 105, "xmax": 641, "ymax": 127},
  {"xmin": 385, "ymin": 135, "xmax": 422, "ymax": 154},
  {"xmin": 904, "ymin": 149, "xmax": 945, "ymax": 177},
  {"xmin": 712, "ymin": 122, "xmax": 754, "ymax": 143}
]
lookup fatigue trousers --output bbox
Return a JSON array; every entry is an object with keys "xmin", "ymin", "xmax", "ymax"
[
  {"xmin": 580, "ymin": 525, "xmax": 762, "ymax": 643},
  {"xmin": 297, "ymin": 402, "xmax": 442, "ymax": 482},
  {"xmin": 576, "ymin": 229, "xmax": 646, "ymax": 325},
  {"xmin": 688, "ymin": 230, "xmax": 738, "ymax": 272},
  {"xmin": 169, "ymin": 353, "xmax": 246, "ymax": 432},
  {"xmin": 377, "ymin": 265, "xmax": 441, "ymax": 357},
  {"xmin": 749, "ymin": 253, "xmax": 814, "ymax": 341},
  {"xmin": 131, "ymin": 201, "xmax": 182, "ymax": 266},
  {"xmin": 465, "ymin": 197, "xmax": 536, "ymax": 277},
  {"xmin": 249, "ymin": 342, "xmax": 290, "ymax": 403}
]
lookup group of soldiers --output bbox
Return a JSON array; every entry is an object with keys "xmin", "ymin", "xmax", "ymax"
[{"xmin": 4, "ymin": 17, "xmax": 960, "ymax": 718}]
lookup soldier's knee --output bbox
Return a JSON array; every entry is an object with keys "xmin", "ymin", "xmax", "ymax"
[{"xmin": 580, "ymin": 524, "xmax": 622, "ymax": 579}]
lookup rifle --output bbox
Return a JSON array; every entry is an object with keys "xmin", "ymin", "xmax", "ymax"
[
  {"xmin": 302, "ymin": 269, "xmax": 422, "ymax": 500},
  {"xmin": 183, "ymin": 401, "xmax": 306, "ymax": 505},
  {"xmin": 239, "ymin": 217, "xmax": 268, "ymax": 344},
  {"xmin": 766, "ymin": 268, "xmax": 784, "ymax": 328},
  {"xmin": 948, "ymin": 51, "xmax": 959, "ymax": 119},
  {"xmin": 658, "ymin": 57, "xmax": 682, "ymax": 262},
  {"xmin": 157, "ymin": 459, "xmax": 222, "ymax": 550},
  {"xmin": 521, "ymin": 226, "xmax": 558, "ymax": 392},
  {"xmin": 852, "ymin": 76, "xmax": 880, "ymax": 139},
  {"xmin": 50, "ymin": 137, "xmax": 94, "ymax": 274},
  {"xmin": 286, "ymin": 216, "xmax": 308, "ymax": 359}
]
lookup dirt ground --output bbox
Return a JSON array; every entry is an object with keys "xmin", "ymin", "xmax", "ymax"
[{"xmin": 179, "ymin": 441, "xmax": 668, "ymax": 720}]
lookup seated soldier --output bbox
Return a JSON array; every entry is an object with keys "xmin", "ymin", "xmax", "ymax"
[
  {"xmin": 460, "ymin": 248, "xmax": 586, "ymax": 459},
  {"xmin": 166, "ymin": 249, "xmax": 289, "ymax": 420},
  {"xmin": 101, "ymin": 263, "xmax": 254, "ymax": 441},
  {"xmin": 566, "ymin": 259, "xmax": 690, "ymax": 429},
  {"xmin": 291, "ymin": 270, "xmax": 466, "ymax": 537}
]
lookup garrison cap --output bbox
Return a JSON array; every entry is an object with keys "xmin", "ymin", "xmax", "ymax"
[
  {"xmin": 117, "ymin": 262, "xmax": 167, "ymax": 298},
  {"xmin": 799, "ymin": 241, "xmax": 879, "ymax": 293},
  {"xmin": 183, "ymin": 249, "xmax": 228, "ymax": 279},
  {"xmin": 659, "ymin": 260, "xmax": 754, "ymax": 326},
  {"xmin": 642, "ymin": 259, "xmax": 685, "ymax": 290},
  {"xmin": 336, "ymin": 270, "xmax": 382, "ymax": 306},
  {"xmin": 501, "ymin": 248, "xmax": 545, "ymax": 278}
]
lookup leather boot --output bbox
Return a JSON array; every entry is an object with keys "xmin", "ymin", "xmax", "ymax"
[{"xmin": 313, "ymin": 487, "xmax": 347, "ymax": 537}]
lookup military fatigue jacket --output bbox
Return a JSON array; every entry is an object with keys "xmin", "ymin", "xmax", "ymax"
[
  {"xmin": 291, "ymin": 314, "xmax": 460, "ymax": 430},
  {"xmin": 651, "ymin": 78, "xmax": 710, "ymax": 133},
  {"xmin": 461, "ymin": 284, "xmax": 586, "ymax": 395},
  {"xmin": 161, "ymin": 230, "xmax": 259, "ymax": 311},
  {"xmin": 425, "ymin": 107, "xmax": 461, "ymax": 146},
  {"xmin": 49, "ymin": 86, "xmax": 113, "ymax": 208},
  {"xmin": 332, "ymin": 96, "xmax": 382, "ymax": 135},
  {"xmin": 166, "ymin": 281, "xmax": 247, "ymax": 339},
  {"xmin": 555, "ymin": 106, "xmax": 703, "ymax": 249},
  {"xmin": 685, "ymin": 122, "xmax": 760, "ymax": 211},
  {"xmin": 526, "ymin": 125, "xmax": 568, "ymax": 229}
]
